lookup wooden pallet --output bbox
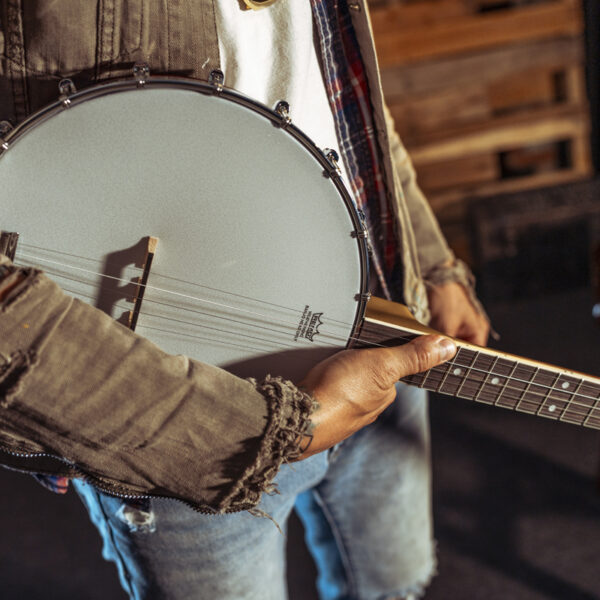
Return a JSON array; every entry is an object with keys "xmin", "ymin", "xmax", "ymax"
[
  {"xmin": 370, "ymin": 0, "xmax": 593, "ymax": 262},
  {"xmin": 372, "ymin": 0, "xmax": 583, "ymax": 67}
]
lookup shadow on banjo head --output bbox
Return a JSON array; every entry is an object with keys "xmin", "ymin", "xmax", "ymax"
[
  {"xmin": 223, "ymin": 345, "xmax": 341, "ymax": 381},
  {"xmin": 96, "ymin": 238, "xmax": 149, "ymax": 318},
  {"xmin": 1, "ymin": 77, "xmax": 366, "ymax": 380}
]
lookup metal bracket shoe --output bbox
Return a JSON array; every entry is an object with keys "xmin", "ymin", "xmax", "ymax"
[
  {"xmin": 209, "ymin": 69, "xmax": 225, "ymax": 94},
  {"xmin": 274, "ymin": 101, "xmax": 292, "ymax": 128},
  {"xmin": 323, "ymin": 148, "xmax": 342, "ymax": 178},
  {"xmin": 133, "ymin": 63, "xmax": 151, "ymax": 87},
  {"xmin": 58, "ymin": 79, "xmax": 77, "ymax": 107}
]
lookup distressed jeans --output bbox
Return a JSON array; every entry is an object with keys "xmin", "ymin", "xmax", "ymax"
[{"xmin": 74, "ymin": 384, "xmax": 435, "ymax": 600}]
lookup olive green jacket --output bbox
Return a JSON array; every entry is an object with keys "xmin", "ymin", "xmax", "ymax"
[{"xmin": 0, "ymin": 0, "xmax": 476, "ymax": 511}]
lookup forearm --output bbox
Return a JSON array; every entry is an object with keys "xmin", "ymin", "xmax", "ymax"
[{"xmin": 0, "ymin": 257, "xmax": 315, "ymax": 512}]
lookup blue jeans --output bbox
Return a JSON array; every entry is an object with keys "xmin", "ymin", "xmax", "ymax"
[{"xmin": 73, "ymin": 384, "xmax": 434, "ymax": 600}]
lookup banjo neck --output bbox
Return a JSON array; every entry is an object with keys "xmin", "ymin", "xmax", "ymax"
[{"xmin": 358, "ymin": 296, "xmax": 600, "ymax": 431}]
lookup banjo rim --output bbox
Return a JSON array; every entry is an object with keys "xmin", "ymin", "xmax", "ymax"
[{"xmin": 1, "ymin": 74, "xmax": 371, "ymax": 360}]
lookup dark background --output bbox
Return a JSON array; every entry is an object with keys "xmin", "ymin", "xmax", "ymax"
[
  {"xmin": 1, "ymin": 3, "xmax": 600, "ymax": 599},
  {"xmin": 1, "ymin": 285, "xmax": 599, "ymax": 600}
]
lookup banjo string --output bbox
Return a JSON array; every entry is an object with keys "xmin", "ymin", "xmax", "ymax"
[
  {"xmin": 46, "ymin": 279, "xmax": 600, "ymax": 419},
  {"xmin": 19, "ymin": 256, "xmax": 356, "ymax": 351},
  {"xmin": 26, "ymin": 264, "xmax": 600, "ymax": 415},
  {"xmin": 12, "ymin": 254, "xmax": 597, "ymax": 409},
  {"xmin": 17, "ymin": 251, "xmax": 360, "ymax": 335},
  {"xmin": 18, "ymin": 243, "xmax": 355, "ymax": 327}
]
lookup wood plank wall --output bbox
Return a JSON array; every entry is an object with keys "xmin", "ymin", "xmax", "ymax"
[{"xmin": 370, "ymin": 0, "xmax": 593, "ymax": 263}]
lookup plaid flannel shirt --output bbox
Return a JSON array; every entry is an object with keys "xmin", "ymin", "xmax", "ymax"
[
  {"xmin": 311, "ymin": 0, "xmax": 402, "ymax": 300},
  {"xmin": 37, "ymin": 0, "xmax": 402, "ymax": 497}
]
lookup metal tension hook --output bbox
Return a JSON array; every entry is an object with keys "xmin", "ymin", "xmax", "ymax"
[
  {"xmin": 274, "ymin": 101, "xmax": 292, "ymax": 128},
  {"xmin": 133, "ymin": 63, "xmax": 151, "ymax": 87},
  {"xmin": 58, "ymin": 79, "xmax": 77, "ymax": 108}
]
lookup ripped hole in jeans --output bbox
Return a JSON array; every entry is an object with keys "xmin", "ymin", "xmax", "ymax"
[{"xmin": 115, "ymin": 500, "xmax": 157, "ymax": 533}]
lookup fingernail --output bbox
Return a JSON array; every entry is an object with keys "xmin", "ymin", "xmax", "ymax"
[{"xmin": 436, "ymin": 337, "xmax": 457, "ymax": 360}]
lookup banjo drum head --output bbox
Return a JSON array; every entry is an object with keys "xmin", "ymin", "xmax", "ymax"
[{"xmin": 0, "ymin": 79, "xmax": 368, "ymax": 382}]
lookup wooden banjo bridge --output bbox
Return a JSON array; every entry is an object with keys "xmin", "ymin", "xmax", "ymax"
[
  {"xmin": 0, "ymin": 229, "xmax": 157, "ymax": 334},
  {"xmin": 0, "ymin": 231, "xmax": 19, "ymax": 261},
  {"xmin": 127, "ymin": 236, "xmax": 159, "ymax": 332}
]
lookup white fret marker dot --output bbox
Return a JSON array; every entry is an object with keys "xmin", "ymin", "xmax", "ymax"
[
  {"xmin": 491, "ymin": 377, "xmax": 500, "ymax": 385},
  {"xmin": 561, "ymin": 382, "xmax": 570, "ymax": 389},
  {"xmin": 548, "ymin": 405, "xmax": 557, "ymax": 413},
  {"xmin": 453, "ymin": 368, "xmax": 463, "ymax": 376}
]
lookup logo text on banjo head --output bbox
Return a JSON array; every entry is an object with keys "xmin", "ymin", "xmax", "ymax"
[{"xmin": 294, "ymin": 305, "xmax": 324, "ymax": 342}]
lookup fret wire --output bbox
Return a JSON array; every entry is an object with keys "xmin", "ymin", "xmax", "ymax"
[
  {"xmin": 408, "ymin": 372, "xmax": 426, "ymax": 387},
  {"xmin": 558, "ymin": 377, "xmax": 582, "ymax": 423},
  {"xmin": 579, "ymin": 380, "xmax": 600, "ymax": 401},
  {"xmin": 495, "ymin": 360, "xmax": 519, "ymax": 408},
  {"xmin": 581, "ymin": 380, "xmax": 599, "ymax": 427},
  {"xmin": 586, "ymin": 415, "xmax": 600, "ymax": 429},
  {"xmin": 435, "ymin": 360, "xmax": 453, "ymax": 393},
  {"xmin": 473, "ymin": 355, "xmax": 498, "ymax": 403},
  {"xmin": 489, "ymin": 355, "xmax": 499, "ymax": 375},
  {"xmin": 418, "ymin": 365, "xmax": 433, "ymax": 389},
  {"xmin": 483, "ymin": 355, "xmax": 500, "ymax": 402},
  {"xmin": 416, "ymin": 336, "xmax": 445, "ymax": 389},
  {"xmin": 536, "ymin": 371, "xmax": 561, "ymax": 417},
  {"xmin": 515, "ymin": 367, "xmax": 540, "ymax": 412},
  {"xmin": 454, "ymin": 350, "xmax": 479, "ymax": 398}
]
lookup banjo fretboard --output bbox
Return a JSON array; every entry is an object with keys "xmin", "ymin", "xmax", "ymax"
[{"xmin": 358, "ymin": 302, "xmax": 600, "ymax": 431}]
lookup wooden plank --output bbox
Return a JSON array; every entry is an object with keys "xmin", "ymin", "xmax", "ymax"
[
  {"xmin": 390, "ymin": 64, "xmax": 584, "ymax": 146},
  {"xmin": 564, "ymin": 63, "xmax": 587, "ymax": 104},
  {"xmin": 407, "ymin": 105, "xmax": 589, "ymax": 162},
  {"xmin": 371, "ymin": 0, "xmax": 551, "ymax": 35},
  {"xmin": 380, "ymin": 37, "xmax": 583, "ymax": 99},
  {"xmin": 570, "ymin": 127, "xmax": 592, "ymax": 173},
  {"xmin": 426, "ymin": 167, "xmax": 593, "ymax": 212},
  {"xmin": 369, "ymin": 0, "xmax": 470, "ymax": 31},
  {"xmin": 500, "ymin": 144, "xmax": 561, "ymax": 176},
  {"xmin": 416, "ymin": 153, "xmax": 499, "ymax": 191},
  {"xmin": 388, "ymin": 83, "xmax": 490, "ymax": 145},
  {"xmin": 373, "ymin": 0, "xmax": 583, "ymax": 67},
  {"xmin": 411, "ymin": 116, "xmax": 587, "ymax": 163},
  {"xmin": 488, "ymin": 68, "xmax": 557, "ymax": 114}
]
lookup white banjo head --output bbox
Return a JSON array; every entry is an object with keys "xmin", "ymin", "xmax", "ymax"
[{"xmin": 0, "ymin": 78, "xmax": 369, "ymax": 382}]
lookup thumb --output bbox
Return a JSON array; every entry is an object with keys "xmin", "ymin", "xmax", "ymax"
[{"xmin": 375, "ymin": 335, "xmax": 457, "ymax": 389}]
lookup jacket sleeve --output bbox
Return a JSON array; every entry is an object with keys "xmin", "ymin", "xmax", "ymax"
[
  {"xmin": 0, "ymin": 256, "xmax": 315, "ymax": 513},
  {"xmin": 384, "ymin": 105, "xmax": 488, "ymax": 317},
  {"xmin": 384, "ymin": 103, "xmax": 454, "ymax": 275}
]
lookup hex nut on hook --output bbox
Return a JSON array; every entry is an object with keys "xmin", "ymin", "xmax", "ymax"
[
  {"xmin": 209, "ymin": 70, "xmax": 225, "ymax": 93},
  {"xmin": 58, "ymin": 79, "xmax": 77, "ymax": 107},
  {"xmin": 133, "ymin": 63, "xmax": 151, "ymax": 87},
  {"xmin": 275, "ymin": 101, "xmax": 292, "ymax": 128}
]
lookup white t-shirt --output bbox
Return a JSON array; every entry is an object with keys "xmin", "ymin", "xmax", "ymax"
[{"xmin": 214, "ymin": 1, "xmax": 351, "ymax": 185}]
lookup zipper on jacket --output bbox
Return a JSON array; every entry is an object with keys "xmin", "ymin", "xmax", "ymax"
[{"xmin": 0, "ymin": 443, "xmax": 245, "ymax": 515}]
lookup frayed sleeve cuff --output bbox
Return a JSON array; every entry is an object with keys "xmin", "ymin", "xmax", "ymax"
[{"xmin": 214, "ymin": 375, "xmax": 317, "ymax": 512}]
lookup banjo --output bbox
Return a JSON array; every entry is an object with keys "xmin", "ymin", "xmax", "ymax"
[{"xmin": 1, "ymin": 70, "xmax": 599, "ymax": 432}]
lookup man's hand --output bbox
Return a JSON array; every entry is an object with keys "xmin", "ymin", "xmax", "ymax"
[
  {"xmin": 297, "ymin": 334, "xmax": 456, "ymax": 459},
  {"xmin": 427, "ymin": 281, "xmax": 489, "ymax": 346}
]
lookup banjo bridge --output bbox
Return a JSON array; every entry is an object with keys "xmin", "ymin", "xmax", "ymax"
[
  {"xmin": 0, "ymin": 231, "xmax": 19, "ymax": 261},
  {"xmin": 127, "ymin": 236, "xmax": 159, "ymax": 332}
]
